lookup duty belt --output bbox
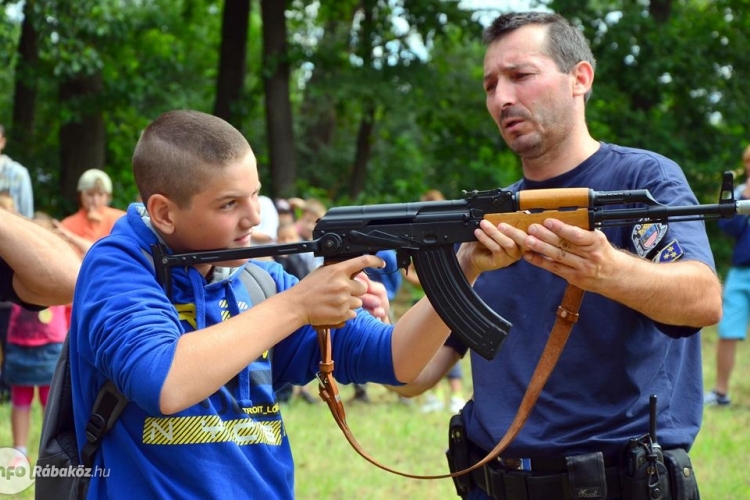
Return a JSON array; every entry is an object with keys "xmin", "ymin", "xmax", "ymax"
[{"xmin": 468, "ymin": 450, "xmax": 623, "ymax": 500}]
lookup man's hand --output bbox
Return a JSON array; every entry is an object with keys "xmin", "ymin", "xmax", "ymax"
[
  {"xmin": 456, "ymin": 219, "xmax": 527, "ymax": 280},
  {"xmin": 522, "ymin": 218, "xmax": 623, "ymax": 293}
]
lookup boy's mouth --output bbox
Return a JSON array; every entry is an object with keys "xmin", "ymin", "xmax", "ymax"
[{"xmin": 234, "ymin": 233, "xmax": 252, "ymax": 244}]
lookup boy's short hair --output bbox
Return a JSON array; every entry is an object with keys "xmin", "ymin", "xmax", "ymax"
[{"xmin": 132, "ymin": 110, "xmax": 251, "ymax": 207}]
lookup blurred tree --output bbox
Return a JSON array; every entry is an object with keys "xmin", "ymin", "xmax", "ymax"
[
  {"xmin": 214, "ymin": 0, "xmax": 252, "ymax": 128},
  {"xmin": 262, "ymin": 0, "xmax": 297, "ymax": 198}
]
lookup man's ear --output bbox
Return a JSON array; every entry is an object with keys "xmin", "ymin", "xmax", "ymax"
[
  {"xmin": 571, "ymin": 60, "xmax": 594, "ymax": 97},
  {"xmin": 147, "ymin": 194, "xmax": 176, "ymax": 235}
]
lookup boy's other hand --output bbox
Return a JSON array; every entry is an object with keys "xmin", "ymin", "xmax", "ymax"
[{"xmin": 355, "ymin": 272, "xmax": 390, "ymax": 323}]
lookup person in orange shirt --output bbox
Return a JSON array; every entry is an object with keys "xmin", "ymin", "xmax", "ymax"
[{"xmin": 56, "ymin": 169, "xmax": 126, "ymax": 257}]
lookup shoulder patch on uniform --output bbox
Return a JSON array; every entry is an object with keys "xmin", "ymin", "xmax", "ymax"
[
  {"xmin": 652, "ymin": 239, "xmax": 684, "ymax": 263},
  {"xmin": 631, "ymin": 222, "xmax": 669, "ymax": 258}
]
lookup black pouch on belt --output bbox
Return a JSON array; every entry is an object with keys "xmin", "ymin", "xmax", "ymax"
[
  {"xmin": 446, "ymin": 412, "xmax": 473, "ymax": 498},
  {"xmin": 662, "ymin": 449, "xmax": 699, "ymax": 500},
  {"xmin": 619, "ymin": 437, "xmax": 671, "ymax": 500},
  {"xmin": 566, "ymin": 451, "xmax": 608, "ymax": 499}
]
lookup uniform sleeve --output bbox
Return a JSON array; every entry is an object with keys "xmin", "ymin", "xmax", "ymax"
[{"xmin": 638, "ymin": 160, "xmax": 716, "ymax": 338}]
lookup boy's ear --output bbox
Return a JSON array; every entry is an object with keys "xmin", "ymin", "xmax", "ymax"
[{"xmin": 147, "ymin": 194, "xmax": 177, "ymax": 235}]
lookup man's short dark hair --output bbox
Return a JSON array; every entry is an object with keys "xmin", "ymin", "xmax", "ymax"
[{"xmin": 483, "ymin": 11, "xmax": 596, "ymax": 105}]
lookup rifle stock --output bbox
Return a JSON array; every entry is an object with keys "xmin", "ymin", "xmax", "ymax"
[{"xmin": 152, "ymin": 171, "xmax": 750, "ymax": 361}]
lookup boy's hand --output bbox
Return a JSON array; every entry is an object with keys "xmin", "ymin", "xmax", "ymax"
[
  {"xmin": 355, "ymin": 272, "xmax": 390, "ymax": 323},
  {"xmin": 292, "ymin": 254, "xmax": 385, "ymax": 327}
]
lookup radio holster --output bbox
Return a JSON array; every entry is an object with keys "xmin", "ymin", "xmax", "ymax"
[{"xmin": 446, "ymin": 412, "xmax": 473, "ymax": 498}]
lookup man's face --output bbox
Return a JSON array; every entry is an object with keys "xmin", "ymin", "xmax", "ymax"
[
  {"xmin": 167, "ymin": 151, "xmax": 262, "ymax": 269},
  {"xmin": 483, "ymin": 24, "xmax": 578, "ymax": 159}
]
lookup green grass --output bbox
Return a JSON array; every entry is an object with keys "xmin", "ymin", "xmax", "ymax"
[{"xmin": 2, "ymin": 325, "xmax": 748, "ymax": 499}]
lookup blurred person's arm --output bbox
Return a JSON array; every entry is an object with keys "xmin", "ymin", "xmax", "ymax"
[
  {"xmin": 386, "ymin": 345, "xmax": 462, "ymax": 397},
  {"xmin": 0, "ymin": 209, "xmax": 80, "ymax": 306},
  {"xmin": 53, "ymin": 220, "xmax": 94, "ymax": 255}
]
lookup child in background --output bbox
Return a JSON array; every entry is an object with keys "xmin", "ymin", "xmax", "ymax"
[
  {"xmin": 273, "ymin": 221, "xmax": 313, "ymax": 280},
  {"xmin": 5, "ymin": 214, "xmax": 69, "ymax": 459},
  {"xmin": 294, "ymin": 197, "xmax": 327, "ymax": 271}
]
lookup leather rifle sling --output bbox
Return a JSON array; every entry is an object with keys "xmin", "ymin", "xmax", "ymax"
[{"xmin": 315, "ymin": 283, "xmax": 586, "ymax": 480}]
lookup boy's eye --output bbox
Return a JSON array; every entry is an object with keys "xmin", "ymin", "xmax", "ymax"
[{"xmin": 222, "ymin": 200, "xmax": 237, "ymax": 209}]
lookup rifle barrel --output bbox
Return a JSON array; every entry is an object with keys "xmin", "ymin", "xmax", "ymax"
[{"xmin": 594, "ymin": 202, "xmax": 748, "ymax": 228}]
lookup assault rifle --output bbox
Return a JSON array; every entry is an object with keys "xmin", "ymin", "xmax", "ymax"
[{"xmin": 152, "ymin": 171, "xmax": 750, "ymax": 361}]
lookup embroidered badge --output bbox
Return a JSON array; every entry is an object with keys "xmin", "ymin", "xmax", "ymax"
[
  {"xmin": 631, "ymin": 222, "xmax": 669, "ymax": 258},
  {"xmin": 652, "ymin": 239, "xmax": 684, "ymax": 263}
]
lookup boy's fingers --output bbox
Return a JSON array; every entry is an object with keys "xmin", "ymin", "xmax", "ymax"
[{"xmin": 339, "ymin": 254, "xmax": 386, "ymax": 276}]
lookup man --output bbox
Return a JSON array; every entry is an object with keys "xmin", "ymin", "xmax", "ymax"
[
  {"xmin": 0, "ymin": 125, "xmax": 33, "ymax": 218},
  {"xmin": 704, "ymin": 144, "xmax": 750, "ymax": 407},
  {"xmin": 0, "ymin": 125, "xmax": 35, "ymax": 397},
  {"xmin": 398, "ymin": 12, "xmax": 720, "ymax": 499}
]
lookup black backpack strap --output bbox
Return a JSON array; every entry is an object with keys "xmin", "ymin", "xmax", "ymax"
[{"xmin": 80, "ymin": 381, "xmax": 128, "ymax": 468}]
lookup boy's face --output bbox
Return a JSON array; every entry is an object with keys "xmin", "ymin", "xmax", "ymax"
[{"xmin": 166, "ymin": 151, "xmax": 262, "ymax": 270}]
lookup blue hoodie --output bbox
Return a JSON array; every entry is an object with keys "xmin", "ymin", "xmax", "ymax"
[{"xmin": 70, "ymin": 204, "xmax": 398, "ymax": 499}]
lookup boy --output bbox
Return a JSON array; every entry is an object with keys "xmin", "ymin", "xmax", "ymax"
[{"xmin": 70, "ymin": 109, "xmax": 506, "ymax": 499}]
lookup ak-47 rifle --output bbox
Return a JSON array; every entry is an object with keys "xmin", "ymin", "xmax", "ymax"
[{"xmin": 152, "ymin": 171, "xmax": 750, "ymax": 361}]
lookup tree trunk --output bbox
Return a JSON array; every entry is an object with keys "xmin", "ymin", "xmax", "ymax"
[
  {"xmin": 349, "ymin": 104, "xmax": 376, "ymax": 199},
  {"xmin": 59, "ymin": 73, "xmax": 106, "ymax": 206},
  {"xmin": 213, "ymin": 0, "xmax": 251, "ymax": 126},
  {"xmin": 11, "ymin": 0, "xmax": 39, "ymax": 163},
  {"xmin": 348, "ymin": 0, "xmax": 377, "ymax": 200},
  {"xmin": 261, "ymin": 0, "xmax": 296, "ymax": 199}
]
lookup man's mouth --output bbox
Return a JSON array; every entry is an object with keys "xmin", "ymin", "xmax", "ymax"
[{"xmin": 502, "ymin": 118, "xmax": 524, "ymax": 132}]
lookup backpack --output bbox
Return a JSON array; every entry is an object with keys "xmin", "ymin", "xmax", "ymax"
[{"xmin": 35, "ymin": 263, "xmax": 277, "ymax": 500}]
